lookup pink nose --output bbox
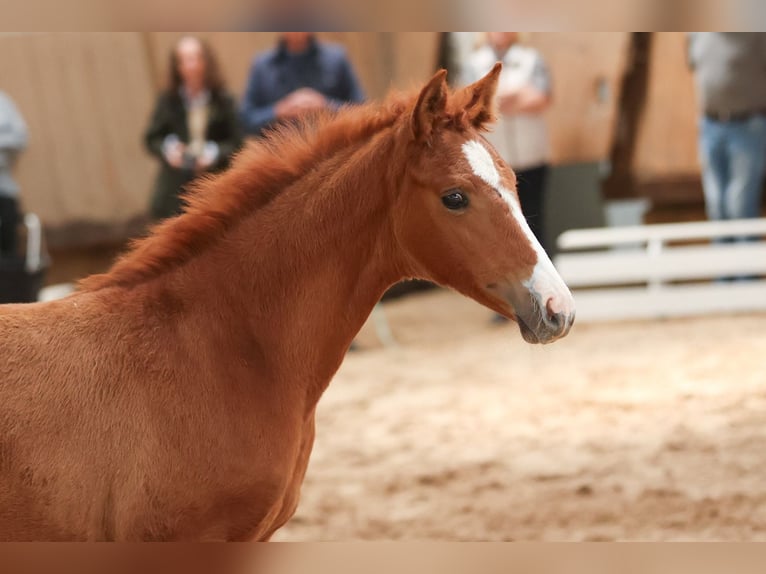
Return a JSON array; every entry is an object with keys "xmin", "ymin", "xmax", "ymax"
[
  {"xmin": 546, "ymin": 297, "xmax": 558, "ymax": 317},
  {"xmin": 545, "ymin": 297, "xmax": 575, "ymax": 337}
]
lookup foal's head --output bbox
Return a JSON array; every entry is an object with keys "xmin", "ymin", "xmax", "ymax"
[{"xmin": 392, "ymin": 65, "xmax": 575, "ymax": 344}]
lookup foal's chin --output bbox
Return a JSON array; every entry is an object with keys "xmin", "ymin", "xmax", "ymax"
[
  {"xmin": 496, "ymin": 310, "xmax": 563, "ymax": 345},
  {"xmin": 515, "ymin": 313, "xmax": 563, "ymax": 345}
]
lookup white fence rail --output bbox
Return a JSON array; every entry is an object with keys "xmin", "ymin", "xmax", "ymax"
[{"xmin": 554, "ymin": 218, "xmax": 766, "ymax": 322}]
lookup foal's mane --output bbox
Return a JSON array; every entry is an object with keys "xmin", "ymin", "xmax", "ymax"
[
  {"xmin": 81, "ymin": 93, "xmax": 415, "ymax": 292},
  {"xmin": 81, "ymin": 79, "xmax": 480, "ymax": 292}
]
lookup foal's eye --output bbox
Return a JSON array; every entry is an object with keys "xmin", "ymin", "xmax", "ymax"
[{"xmin": 441, "ymin": 190, "xmax": 469, "ymax": 211}]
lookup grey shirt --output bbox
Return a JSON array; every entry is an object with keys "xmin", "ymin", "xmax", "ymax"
[
  {"xmin": 0, "ymin": 91, "xmax": 28, "ymax": 198},
  {"xmin": 688, "ymin": 33, "xmax": 766, "ymax": 117}
]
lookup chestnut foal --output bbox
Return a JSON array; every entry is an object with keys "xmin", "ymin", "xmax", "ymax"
[{"xmin": 0, "ymin": 65, "xmax": 574, "ymax": 541}]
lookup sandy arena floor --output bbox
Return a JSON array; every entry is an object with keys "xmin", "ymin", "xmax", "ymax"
[{"xmin": 273, "ymin": 289, "xmax": 766, "ymax": 541}]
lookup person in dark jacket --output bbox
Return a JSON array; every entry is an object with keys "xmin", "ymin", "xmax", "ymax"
[
  {"xmin": 145, "ymin": 36, "xmax": 244, "ymax": 220},
  {"xmin": 241, "ymin": 33, "xmax": 365, "ymax": 137}
]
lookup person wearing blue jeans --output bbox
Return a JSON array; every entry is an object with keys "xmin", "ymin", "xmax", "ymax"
[
  {"xmin": 699, "ymin": 115, "xmax": 766, "ymax": 222},
  {"xmin": 689, "ymin": 33, "xmax": 766, "ymax": 226}
]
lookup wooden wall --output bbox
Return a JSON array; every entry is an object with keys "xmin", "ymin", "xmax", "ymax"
[
  {"xmin": 528, "ymin": 33, "xmax": 632, "ymax": 165},
  {"xmin": 631, "ymin": 32, "xmax": 699, "ymax": 181},
  {"xmin": 0, "ymin": 33, "xmax": 156, "ymax": 231},
  {"xmin": 0, "ymin": 32, "xmax": 705, "ymax": 248}
]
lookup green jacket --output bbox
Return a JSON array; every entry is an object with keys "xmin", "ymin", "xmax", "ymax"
[{"xmin": 144, "ymin": 90, "xmax": 244, "ymax": 220}]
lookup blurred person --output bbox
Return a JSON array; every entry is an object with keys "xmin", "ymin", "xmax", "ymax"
[
  {"xmin": 462, "ymin": 32, "xmax": 553, "ymax": 324},
  {"xmin": 241, "ymin": 32, "xmax": 365, "ymax": 137},
  {"xmin": 145, "ymin": 36, "xmax": 243, "ymax": 220},
  {"xmin": 689, "ymin": 33, "xmax": 766, "ymax": 226},
  {"xmin": 241, "ymin": 0, "xmax": 343, "ymax": 30},
  {"xmin": 0, "ymin": 91, "xmax": 28, "ymax": 258}
]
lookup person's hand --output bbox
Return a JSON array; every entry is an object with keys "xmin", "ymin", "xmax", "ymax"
[
  {"xmin": 275, "ymin": 95, "xmax": 302, "ymax": 119},
  {"xmin": 195, "ymin": 142, "xmax": 220, "ymax": 172},
  {"xmin": 498, "ymin": 91, "xmax": 521, "ymax": 116},
  {"xmin": 275, "ymin": 88, "xmax": 328, "ymax": 119},
  {"xmin": 164, "ymin": 142, "xmax": 186, "ymax": 168},
  {"xmin": 195, "ymin": 142, "xmax": 220, "ymax": 173},
  {"xmin": 290, "ymin": 88, "xmax": 328, "ymax": 111},
  {"xmin": 195, "ymin": 156, "xmax": 213, "ymax": 172},
  {"xmin": 498, "ymin": 87, "xmax": 551, "ymax": 116}
]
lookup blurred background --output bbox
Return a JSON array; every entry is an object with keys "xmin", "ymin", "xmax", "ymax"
[
  {"xmin": 0, "ymin": 32, "xmax": 708, "ymax": 285},
  {"xmin": 2, "ymin": 32, "xmax": 766, "ymax": 540}
]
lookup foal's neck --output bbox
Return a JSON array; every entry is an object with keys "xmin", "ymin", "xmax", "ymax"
[{"xmin": 176, "ymin": 129, "xmax": 404, "ymax": 405}]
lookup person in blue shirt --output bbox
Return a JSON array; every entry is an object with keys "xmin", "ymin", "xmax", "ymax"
[
  {"xmin": 0, "ymin": 91, "xmax": 28, "ymax": 258},
  {"xmin": 241, "ymin": 33, "xmax": 365, "ymax": 137}
]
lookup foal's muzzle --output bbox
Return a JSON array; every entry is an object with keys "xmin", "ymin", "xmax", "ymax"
[
  {"xmin": 495, "ymin": 274, "xmax": 576, "ymax": 345},
  {"xmin": 514, "ymin": 296, "xmax": 576, "ymax": 344}
]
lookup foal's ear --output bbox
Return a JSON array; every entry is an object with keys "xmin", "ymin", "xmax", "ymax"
[
  {"xmin": 460, "ymin": 62, "xmax": 502, "ymax": 130},
  {"xmin": 411, "ymin": 69, "xmax": 448, "ymax": 143}
]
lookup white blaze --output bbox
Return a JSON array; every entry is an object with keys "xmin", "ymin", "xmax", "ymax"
[{"xmin": 461, "ymin": 140, "xmax": 573, "ymax": 315}]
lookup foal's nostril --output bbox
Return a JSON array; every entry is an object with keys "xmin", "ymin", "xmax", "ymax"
[
  {"xmin": 545, "ymin": 298, "xmax": 561, "ymax": 324},
  {"xmin": 545, "ymin": 298, "xmax": 556, "ymax": 317},
  {"xmin": 547, "ymin": 311, "xmax": 565, "ymax": 332}
]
